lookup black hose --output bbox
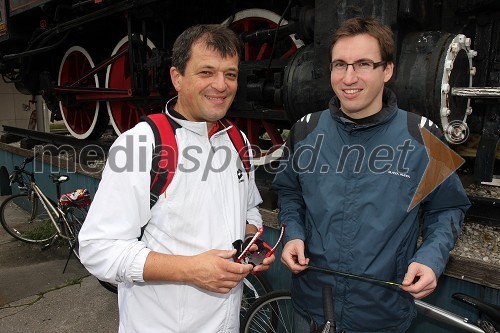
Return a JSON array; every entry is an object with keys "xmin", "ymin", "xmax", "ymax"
[{"xmin": 2, "ymin": 32, "xmax": 69, "ymax": 61}]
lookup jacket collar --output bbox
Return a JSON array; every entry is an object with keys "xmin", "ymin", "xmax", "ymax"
[
  {"xmin": 164, "ymin": 96, "xmax": 232, "ymax": 138},
  {"xmin": 329, "ymin": 87, "xmax": 398, "ymax": 127}
]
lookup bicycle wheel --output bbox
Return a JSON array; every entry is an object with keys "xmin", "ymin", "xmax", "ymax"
[
  {"xmin": 64, "ymin": 205, "xmax": 119, "ymax": 294},
  {"xmin": 0, "ymin": 193, "xmax": 57, "ymax": 243},
  {"xmin": 98, "ymin": 280, "xmax": 118, "ymax": 293},
  {"xmin": 241, "ymin": 274, "xmax": 273, "ymax": 325},
  {"xmin": 242, "ymin": 290, "xmax": 293, "ymax": 333},
  {"xmin": 63, "ymin": 205, "xmax": 88, "ymax": 258}
]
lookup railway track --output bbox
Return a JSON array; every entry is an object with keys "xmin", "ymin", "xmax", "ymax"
[
  {"xmin": 2, "ymin": 125, "xmax": 113, "ymax": 152},
  {"xmin": 467, "ymin": 196, "xmax": 500, "ymax": 226},
  {"xmin": 1, "ymin": 125, "xmax": 499, "ymax": 226}
]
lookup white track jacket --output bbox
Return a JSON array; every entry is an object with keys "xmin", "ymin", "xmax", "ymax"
[{"xmin": 79, "ymin": 112, "xmax": 263, "ymax": 333}]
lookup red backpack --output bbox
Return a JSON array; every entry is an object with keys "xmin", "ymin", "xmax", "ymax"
[{"xmin": 142, "ymin": 113, "xmax": 251, "ymax": 209}]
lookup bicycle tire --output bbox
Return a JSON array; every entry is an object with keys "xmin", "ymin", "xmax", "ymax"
[
  {"xmin": 241, "ymin": 274, "xmax": 273, "ymax": 326},
  {"xmin": 0, "ymin": 193, "xmax": 57, "ymax": 243},
  {"xmin": 64, "ymin": 205, "xmax": 119, "ymax": 294},
  {"xmin": 241, "ymin": 289, "xmax": 292, "ymax": 333},
  {"xmin": 98, "ymin": 280, "xmax": 118, "ymax": 293},
  {"xmin": 63, "ymin": 205, "xmax": 88, "ymax": 258}
]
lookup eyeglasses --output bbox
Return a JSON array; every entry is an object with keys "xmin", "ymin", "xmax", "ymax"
[{"xmin": 329, "ymin": 60, "xmax": 387, "ymax": 73}]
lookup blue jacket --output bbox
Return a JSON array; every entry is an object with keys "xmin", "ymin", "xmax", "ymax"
[{"xmin": 272, "ymin": 88, "xmax": 470, "ymax": 332}]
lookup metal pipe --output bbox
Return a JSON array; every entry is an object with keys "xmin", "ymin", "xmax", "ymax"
[
  {"xmin": 415, "ymin": 299, "xmax": 485, "ymax": 333},
  {"xmin": 451, "ymin": 87, "xmax": 500, "ymax": 98},
  {"xmin": 2, "ymin": 33, "xmax": 69, "ymax": 61}
]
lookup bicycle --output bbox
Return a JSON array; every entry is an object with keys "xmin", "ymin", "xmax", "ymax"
[
  {"xmin": 240, "ymin": 289, "xmax": 500, "ymax": 333},
  {"xmin": 241, "ymin": 287, "xmax": 335, "ymax": 333},
  {"xmin": 0, "ymin": 155, "xmax": 117, "ymax": 291},
  {"xmin": 241, "ymin": 274, "xmax": 274, "ymax": 325},
  {"xmin": 0, "ymin": 156, "xmax": 89, "ymax": 255}
]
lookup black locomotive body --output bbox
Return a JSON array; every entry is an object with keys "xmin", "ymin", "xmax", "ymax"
[{"xmin": 0, "ymin": 0, "xmax": 499, "ymax": 181}]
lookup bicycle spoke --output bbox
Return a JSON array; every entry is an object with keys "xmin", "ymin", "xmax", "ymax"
[
  {"xmin": 243, "ymin": 291, "xmax": 293, "ymax": 333},
  {"xmin": 241, "ymin": 274, "xmax": 272, "ymax": 324},
  {"xmin": 1, "ymin": 193, "xmax": 57, "ymax": 243}
]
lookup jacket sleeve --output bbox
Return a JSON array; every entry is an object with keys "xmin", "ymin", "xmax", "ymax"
[
  {"xmin": 78, "ymin": 123, "xmax": 154, "ymax": 284},
  {"xmin": 409, "ymin": 171, "xmax": 471, "ymax": 278},
  {"xmin": 271, "ymin": 128, "xmax": 306, "ymax": 244}
]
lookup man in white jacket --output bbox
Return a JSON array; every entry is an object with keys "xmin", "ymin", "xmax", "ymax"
[{"xmin": 79, "ymin": 24, "xmax": 274, "ymax": 332}]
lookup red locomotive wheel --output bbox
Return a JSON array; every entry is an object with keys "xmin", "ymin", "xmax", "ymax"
[
  {"xmin": 223, "ymin": 9, "xmax": 303, "ymax": 163},
  {"xmin": 106, "ymin": 36, "xmax": 159, "ymax": 135},
  {"xmin": 58, "ymin": 46, "xmax": 106, "ymax": 139}
]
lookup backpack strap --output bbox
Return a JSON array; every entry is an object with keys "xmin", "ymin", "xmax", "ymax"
[
  {"xmin": 138, "ymin": 113, "xmax": 179, "ymax": 240},
  {"xmin": 219, "ymin": 118, "xmax": 251, "ymax": 175},
  {"xmin": 142, "ymin": 113, "xmax": 180, "ymax": 208}
]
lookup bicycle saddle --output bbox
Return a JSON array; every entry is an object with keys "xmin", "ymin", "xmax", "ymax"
[
  {"xmin": 49, "ymin": 174, "xmax": 69, "ymax": 183},
  {"xmin": 453, "ymin": 292, "xmax": 500, "ymax": 324}
]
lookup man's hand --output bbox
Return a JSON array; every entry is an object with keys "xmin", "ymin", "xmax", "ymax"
[
  {"xmin": 281, "ymin": 239, "xmax": 309, "ymax": 274},
  {"xmin": 401, "ymin": 262, "xmax": 437, "ymax": 299},
  {"xmin": 251, "ymin": 250, "xmax": 275, "ymax": 274},
  {"xmin": 188, "ymin": 249, "xmax": 253, "ymax": 294}
]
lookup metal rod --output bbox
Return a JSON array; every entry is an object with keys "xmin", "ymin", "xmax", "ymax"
[
  {"xmin": 451, "ymin": 87, "xmax": 500, "ymax": 98},
  {"xmin": 415, "ymin": 299, "xmax": 485, "ymax": 333}
]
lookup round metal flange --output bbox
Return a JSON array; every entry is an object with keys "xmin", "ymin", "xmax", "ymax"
[{"xmin": 440, "ymin": 34, "xmax": 476, "ymax": 144}]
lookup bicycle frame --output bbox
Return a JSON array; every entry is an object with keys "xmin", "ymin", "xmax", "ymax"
[
  {"xmin": 29, "ymin": 181, "xmax": 75, "ymax": 241},
  {"xmin": 415, "ymin": 299, "xmax": 487, "ymax": 333},
  {"xmin": 241, "ymin": 290, "xmax": 496, "ymax": 333}
]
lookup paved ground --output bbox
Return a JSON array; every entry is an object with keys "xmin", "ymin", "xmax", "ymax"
[{"xmin": 0, "ymin": 196, "xmax": 119, "ymax": 332}]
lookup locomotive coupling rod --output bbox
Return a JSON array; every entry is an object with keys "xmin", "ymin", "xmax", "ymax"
[
  {"xmin": 240, "ymin": 22, "xmax": 296, "ymax": 43},
  {"xmin": 451, "ymin": 87, "xmax": 500, "ymax": 99}
]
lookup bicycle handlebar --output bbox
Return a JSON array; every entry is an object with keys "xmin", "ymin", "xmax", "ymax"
[
  {"xmin": 24, "ymin": 156, "xmax": 34, "ymax": 164},
  {"xmin": 321, "ymin": 286, "xmax": 335, "ymax": 333},
  {"xmin": 322, "ymin": 286, "xmax": 335, "ymax": 323},
  {"xmin": 9, "ymin": 156, "xmax": 36, "ymax": 187}
]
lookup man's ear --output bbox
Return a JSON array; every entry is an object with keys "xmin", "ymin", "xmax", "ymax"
[
  {"xmin": 170, "ymin": 67, "xmax": 182, "ymax": 91},
  {"xmin": 384, "ymin": 62, "xmax": 394, "ymax": 83}
]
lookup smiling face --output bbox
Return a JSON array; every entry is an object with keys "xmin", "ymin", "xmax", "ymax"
[
  {"xmin": 330, "ymin": 33, "xmax": 394, "ymax": 119},
  {"xmin": 170, "ymin": 40, "xmax": 239, "ymax": 129}
]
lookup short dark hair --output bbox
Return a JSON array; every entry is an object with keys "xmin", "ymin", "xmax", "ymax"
[
  {"xmin": 171, "ymin": 24, "xmax": 240, "ymax": 75},
  {"xmin": 329, "ymin": 17, "xmax": 394, "ymax": 64}
]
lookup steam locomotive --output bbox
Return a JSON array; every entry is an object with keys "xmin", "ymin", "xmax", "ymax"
[{"xmin": 0, "ymin": 0, "xmax": 498, "ymax": 181}]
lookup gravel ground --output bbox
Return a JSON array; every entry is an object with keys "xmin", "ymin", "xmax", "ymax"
[
  {"xmin": 465, "ymin": 182, "xmax": 500, "ymax": 199},
  {"xmin": 451, "ymin": 182, "xmax": 500, "ymax": 265},
  {"xmin": 451, "ymin": 222, "xmax": 500, "ymax": 265}
]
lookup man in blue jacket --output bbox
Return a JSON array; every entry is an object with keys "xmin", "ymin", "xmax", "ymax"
[{"xmin": 272, "ymin": 17, "xmax": 470, "ymax": 332}]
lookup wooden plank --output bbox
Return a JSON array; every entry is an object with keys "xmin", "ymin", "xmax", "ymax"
[{"xmin": 445, "ymin": 255, "xmax": 500, "ymax": 290}]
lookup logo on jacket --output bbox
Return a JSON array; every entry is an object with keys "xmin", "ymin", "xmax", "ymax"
[
  {"xmin": 237, "ymin": 169, "xmax": 244, "ymax": 183},
  {"xmin": 388, "ymin": 170, "xmax": 410, "ymax": 179}
]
